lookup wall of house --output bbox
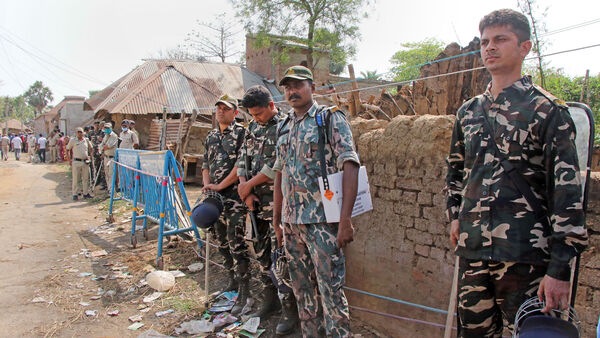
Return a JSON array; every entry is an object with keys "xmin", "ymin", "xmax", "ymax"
[
  {"xmin": 60, "ymin": 102, "xmax": 93, "ymax": 136},
  {"xmin": 346, "ymin": 115, "xmax": 600, "ymax": 338}
]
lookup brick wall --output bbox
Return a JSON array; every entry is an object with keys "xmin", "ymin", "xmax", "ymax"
[{"xmin": 346, "ymin": 115, "xmax": 600, "ymax": 337}]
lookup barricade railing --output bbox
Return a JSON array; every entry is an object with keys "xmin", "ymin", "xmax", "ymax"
[{"xmin": 107, "ymin": 149, "xmax": 202, "ymax": 268}]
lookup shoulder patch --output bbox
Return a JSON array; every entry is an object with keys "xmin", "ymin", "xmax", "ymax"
[{"xmin": 532, "ymin": 84, "xmax": 568, "ymax": 109}]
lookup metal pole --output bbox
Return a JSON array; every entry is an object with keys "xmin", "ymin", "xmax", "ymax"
[{"xmin": 204, "ymin": 232, "xmax": 211, "ymax": 307}]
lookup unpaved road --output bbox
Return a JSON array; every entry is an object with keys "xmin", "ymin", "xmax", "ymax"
[{"xmin": 0, "ymin": 159, "xmax": 381, "ymax": 338}]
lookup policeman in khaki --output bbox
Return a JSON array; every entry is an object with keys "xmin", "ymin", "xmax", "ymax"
[
  {"xmin": 100, "ymin": 122, "xmax": 119, "ymax": 190},
  {"xmin": 66, "ymin": 127, "xmax": 93, "ymax": 200},
  {"xmin": 202, "ymin": 94, "xmax": 250, "ymax": 315},
  {"xmin": 273, "ymin": 65, "xmax": 360, "ymax": 337},
  {"xmin": 445, "ymin": 9, "xmax": 588, "ymax": 337},
  {"xmin": 118, "ymin": 120, "xmax": 139, "ymax": 149}
]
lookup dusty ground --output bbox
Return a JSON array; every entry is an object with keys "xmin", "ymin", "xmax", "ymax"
[{"xmin": 0, "ymin": 159, "xmax": 380, "ymax": 337}]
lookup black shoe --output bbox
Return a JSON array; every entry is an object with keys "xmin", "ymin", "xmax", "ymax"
[
  {"xmin": 83, "ymin": 194, "xmax": 93, "ymax": 199},
  {"xmin": 72, "ymin": 195, "xmax": 78, "ymax": 201}
]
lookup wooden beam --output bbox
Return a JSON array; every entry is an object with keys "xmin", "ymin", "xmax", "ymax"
[{"xmin": 348, "ymin": 64, "xmax": 362, "ymax": 116}]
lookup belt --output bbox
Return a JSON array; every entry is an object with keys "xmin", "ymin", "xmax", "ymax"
[
  {"xmin": 104, "ymin": 155, "xmax": 114, "ymax": 158},
  {"xmin": 73, "ymin": 158, "xmax": 87, "ymax": 162}
]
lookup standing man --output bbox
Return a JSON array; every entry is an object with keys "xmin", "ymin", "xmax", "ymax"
[
  {"xmin": 445, "ymin": 9, "xmax": 588, "ymax": 337},
  {"xmin": 202, "ymin": 94, "xmax": 250, "ymax": 314},
  {"xmin": 27, "ymin": 132, "xmax": 37, "ymax": 163},
  {"xmin": 99, "ymin": 122, "xmax": 119, "ymax": 191},
  {"xmin": 1, "ymin": 133, "xmax": 9, "ymax": 161},
  {"xmin": 118, "ymin": 120, "xmax": 139, "ymax": 149},
  {"xmin": 66, "ymin": 127, "xmax": 93, "ymax": 200},
  {"xmin": 90, "ymin": 121, "xmax": 106, "ymax": 189},
  {"xmin": 11, "ymin": 134, "xmax": 22, "ymax": 161},
  {"xmin": 37, "ymin": 134, "xmax": 47, "ymax": 163},
  {"xmin": 273, "ymin": 65, "xmax": 360, "ymax": 337},
  {"xmin": 48, "ymin": 130, "xmax": 59, "ymax": 163},
  {"xmin": 237, "ymin": 86, "xmax": 298, "ymax": 334}
]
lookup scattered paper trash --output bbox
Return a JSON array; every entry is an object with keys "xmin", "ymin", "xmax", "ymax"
[
  {"xmin": 78, "ymin": 272, "xmax": 92, "ymax": 277},
  {"xmin": 128, "ymin": 322, "xmax": 145, "ymax": 331},
  {"xmin": 79, "ymin": 302, "xmax": 90, "ymax": 307},
  {"xmin": 31, "ymin": 297, "xmax": 50, "ymax": 304},
  {"xmin": 85, "ymin": 310, "xmax": 98, "ymax": 316},
  {"xmin": 146, "ymin": 271, "xmax": 175, "ymax": 292},
  {"xmin": 187, "ymin": 262, "xmax": 204, "ymax": 272},
  {"xmin": 212, "ymin": 312, "xmax": 238, "ymax": 327},
  {"xmin": 155, "ymin": 309, "xmax": 174, "ymax": 317},
  {"xmin": 169, "ymin": 270, "xmax": 185, "ymax": 278},
  {"xmin": 175, "ymin": 319, "xmax": 214, "ymax": 335},
  {"xmin": 90, "ymin": 249, "xmax": 108, "ymax": 257},
  {"xmin": 241, "ymin": 317, "xmax": 260, "ymax": 334},
  {"xmin": 240, "ymin": 297, "xmax": 255, "ymax": 316},
  {"xmin": 107, "ymin": 309, "xmax": 120, "ymax": 316},
  {"xmin": 129, "ymin": 314, "xmax": 143, "ymax": 322},
  {"xmin": 90, "ymin": 295, "xmax": 101, "ymax": 300},
  {"xmin": 143, "ymin": 292, "xmax": 164, "ymax": 303},
  {"xmin": 223, "ymin": 322, "xmax": 242, "ymax": 333},
  {"xmin": 238, "ymin": 329, "xmax": 266, "ymax": 338}
]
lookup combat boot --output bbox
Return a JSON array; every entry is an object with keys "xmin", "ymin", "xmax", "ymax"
[
  {"xmin": 276, "ymin": 292, "xmax": 299, "ymax": 335},
  {"xmin": 247, "ymin": 284, "xmax": 280, "ymax": 319},
  {"xmin": 231, "ymin": 279, "xmax": 250, "ymax": 316},
  {"xmin": 223, "ymin": 270, "xmax": 238, "ymax": 292}
]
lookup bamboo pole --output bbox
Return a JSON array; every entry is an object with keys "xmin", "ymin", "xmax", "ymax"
[
  {"xmin": 174, "ymin": 109, "xmax": 186, "ymax": 159},
  {"xmin": 348, "ymin": 64, "xmax": 362, "ymax": 116}
]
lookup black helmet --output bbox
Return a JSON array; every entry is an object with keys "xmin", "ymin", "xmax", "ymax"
[
  {"xmin": 191, "ymin": 190, "xmax": 224, "ymax": 229},
  {"xmin": 513, "ymin": 297, "xmax": 580, "ymax": 338}
]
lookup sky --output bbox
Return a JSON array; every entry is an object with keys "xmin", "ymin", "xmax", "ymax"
[{"xmin": 0, "ymin": 0, "xmax": 599, "ymax": 105}]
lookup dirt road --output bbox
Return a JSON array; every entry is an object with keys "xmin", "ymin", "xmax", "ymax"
[
  {"xmin": 0, "ymin": 159, "xmax": 380, "ymax": 337},
  {"xmin": 0, "ymin": 160, "xmax": 117, "ymax": 335}
]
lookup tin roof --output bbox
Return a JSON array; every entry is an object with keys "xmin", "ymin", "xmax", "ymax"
[{"xmin": 85, "ymin": 60, "xmax": 281, "ymax": 117}]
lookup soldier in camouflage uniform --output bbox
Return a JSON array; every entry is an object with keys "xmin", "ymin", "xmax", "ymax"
[
  {"xmin": 90, "ymin": 121, "xmax": 106, "ymax": 189},
  {"xmin": 445, "ymin": 9, "xmax": 588, "ymax": 337},
  {"xmin": 273, "ymin": 66, "xmax": 360, "ymax": 338},
  {"xmin": 202, "ymin": 94, "xmax": 250, "ymax": 315},
  {"xmin": 237, "ymin": 85, "xmax": 299, "ymax": 335}
]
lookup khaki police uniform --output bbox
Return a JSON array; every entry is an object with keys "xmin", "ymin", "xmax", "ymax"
[{"xmin": 66, "ymin": 132, "xmax": 93, "ymax": 197}]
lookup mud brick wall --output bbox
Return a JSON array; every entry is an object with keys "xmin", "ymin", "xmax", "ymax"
[{"xmin": 346, "ymin": 115, "xmax": 600, "ymax": 337}]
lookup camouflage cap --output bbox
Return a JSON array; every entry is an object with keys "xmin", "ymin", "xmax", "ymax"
[
  {"xmin": 215, "ymin": 94, "xmax": 238, "ymax": 109},
  {"xmin": 279, "ymin": 65, "xmax": 313, "ymax": 86}
]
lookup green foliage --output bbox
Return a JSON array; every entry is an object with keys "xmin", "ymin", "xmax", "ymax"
[
  {"xmin": 23, "ymin": 81, "xmax": 53, "ymax": 116},
  {"xmin": 231, "ymin": 0, "xmax": 369, "ymax": 74},
  {"xmin": 360, "ymin": 70, "xmax": 381, "ymax": 80},
  {"xmin": 389, "ymin": 38, "xmax": 445, "ymax": 82},
  {"xmin": 534, "ymin": 68, "xmax": 600, "ymax": 145},
  {"xmin": 0, "ymin": 96, "xmax": 36, "ymax": 123}
]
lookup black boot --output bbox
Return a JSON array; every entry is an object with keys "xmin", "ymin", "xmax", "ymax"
[
  {"xmin": 247, "ymin": 284, "xmax": 280, "ymax": 319},
  {"xmin": 223, "ymin": 270, "xmax": 238, "ymax": 292},
  {"xmin": 231, "ymin": 279, "xmax": 250, "ymax": 316},
  {"xmin": 276, "ymin": 292, "xmax": 299, "ymax": 335}
]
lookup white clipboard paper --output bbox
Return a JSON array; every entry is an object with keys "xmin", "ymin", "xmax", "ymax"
[{"xmin": 317, "ymin": 165, "xmax": 373, "ymax": 223}]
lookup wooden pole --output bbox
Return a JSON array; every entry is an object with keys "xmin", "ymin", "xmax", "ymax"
[
  {"xmin": 580, "ymin": 70, "xmax": 589, "ymax": 103},
  {"xmin": 348, "ymin": 64, "xmax": 362, "ymax": 116},
  {"xmin": 160, "ymin": 107, "xmax": 168, "ymax": 151},
  {"xmin": 174, "ymin": 109, "xmax": 186, "ymax": 159},
  {"xmin": 180, "ymin": 109, "xmax": 198, "ymax": 158},
  {"xmin": 444, "ymin": 256, "xmax": 459, "ymax": 338}
]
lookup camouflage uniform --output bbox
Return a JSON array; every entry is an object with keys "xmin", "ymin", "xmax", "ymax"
[
  {"xmin": 90, "ymin": 129, "xmax": 105, "ymax": 187},
  {"xmin": 445, "ymin": 76, "xmax": 588, "ymax": 336},
  {"xmin": 202, "ymin": 122, "xmax": 250, "ymax": 282},
  {"xmin": 236, "ymin": 110, "xmax": 285, "ymax": 288},
  {"xmin": 274, "ymin": 102, "xmax": 360, "ymax": 337}
]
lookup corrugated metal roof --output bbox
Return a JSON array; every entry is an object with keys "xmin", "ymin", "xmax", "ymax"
[{"xmin": 86, "ymin": 60, "xmax": 282, "ymax": 118}]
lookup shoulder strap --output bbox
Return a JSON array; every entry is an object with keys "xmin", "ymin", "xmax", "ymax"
[
  {"xmin": 316, "ymin": 106, "xmax": 332, "ymax": 192},
  {"xmin": 478, "ymin": 110, "xmax": 546, "ymax": 219}
]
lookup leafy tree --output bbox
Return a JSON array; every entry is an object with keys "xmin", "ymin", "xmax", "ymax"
[
  {"xmin": 23, "ymin": 81, "xmax": 53, "ymax": 117},
  {"xmin": 389, "ymin": 38, "xmax": 445, "ymax": 82},
  {"xmin": 1, "ymin": 96, "xmax": 36, "ymax": 122},
  {"xmin": 535, "ymin": 68, "xmax": 600, "ymax": 145},
  {"xmin": 360, "ymin": 70, "xmax": 381, "ymax": 80},
  {"xmin": 519, "ymin": 0, "xmax": 548, "ymax": 87},
  {"xmin": 231, "ymin": 0, "xmax": 369, "ymax": 73},
  {"xmin": 183, "ymin": 13, "xmax": 242, "ymax": 63}
]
